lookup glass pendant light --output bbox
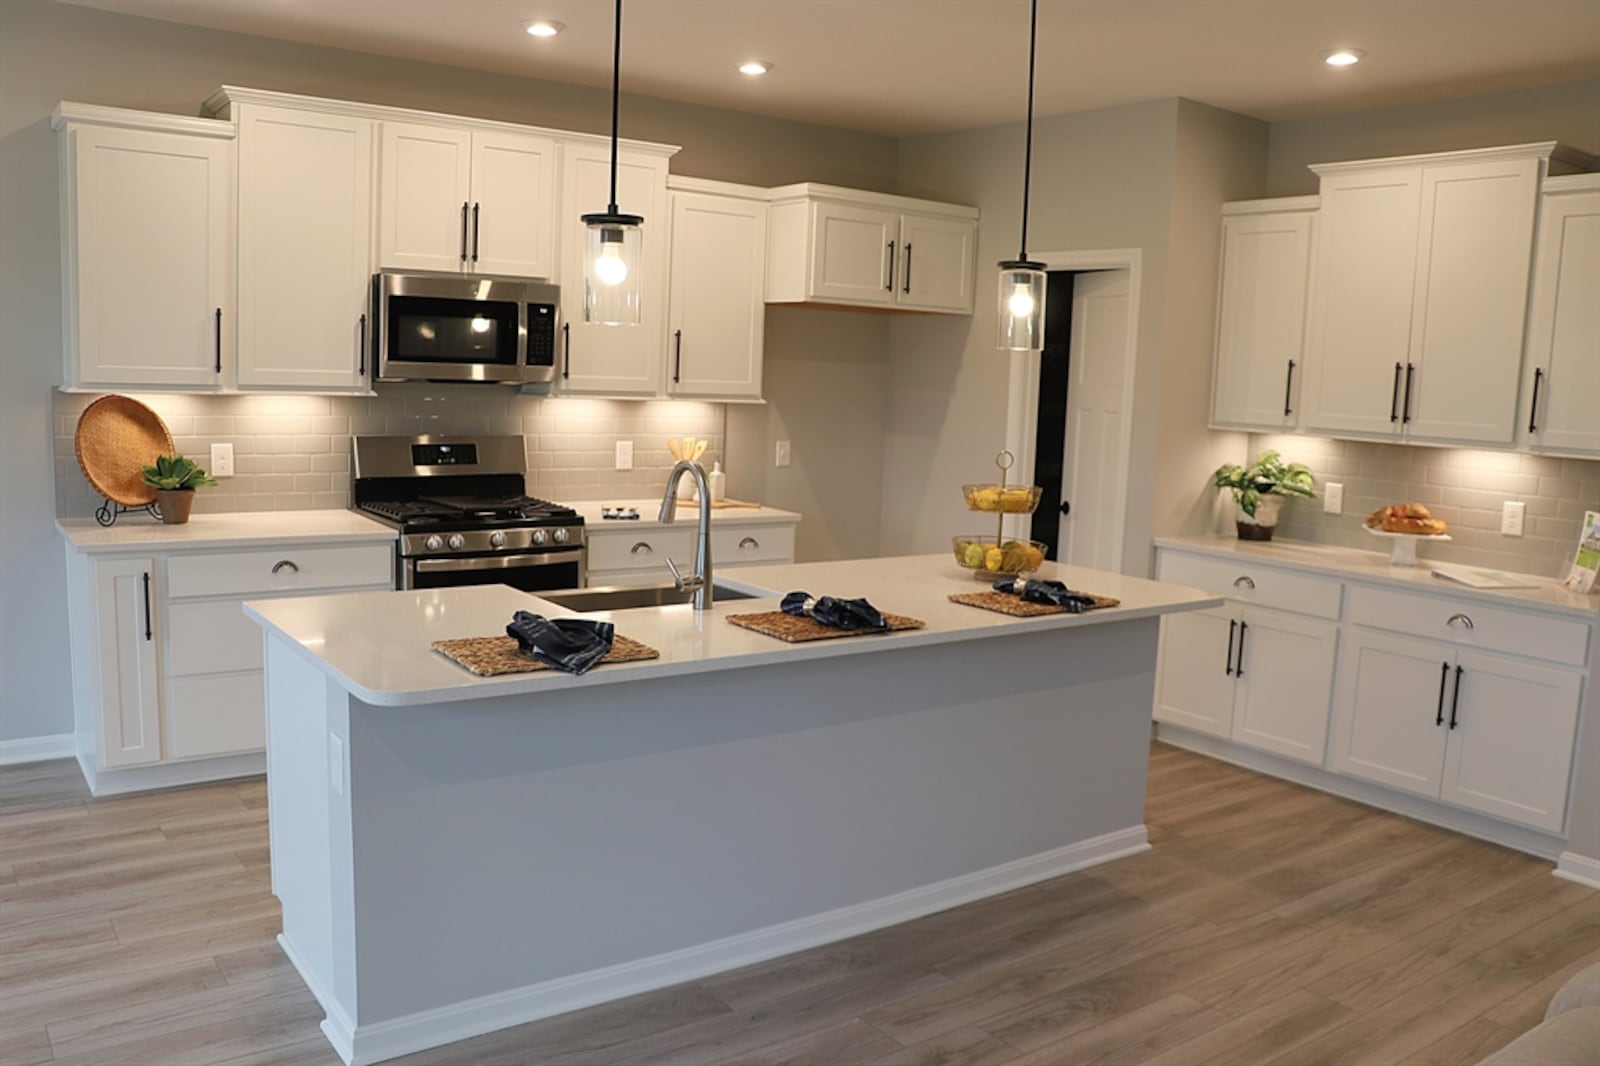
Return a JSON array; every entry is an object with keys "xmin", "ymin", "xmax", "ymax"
[
  {"xmin": 998, "ymin": 0, "xmax": 1046, "ymax": 351},
  {"xmin": 582, "ymin": 0, "xmax": 643, "ymax": 325}
]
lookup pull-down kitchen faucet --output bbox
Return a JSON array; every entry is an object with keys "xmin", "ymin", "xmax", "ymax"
[{"xmin": 659, "ymin": 460, "xmax": 713, "ymax": 610}]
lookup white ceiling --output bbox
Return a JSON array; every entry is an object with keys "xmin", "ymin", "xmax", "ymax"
[{"xmin": 56, "ymin": 0, "xmax": 1600, "ymax": 136}]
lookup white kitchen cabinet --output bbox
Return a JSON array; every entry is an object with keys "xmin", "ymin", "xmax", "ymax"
[
  {"xmin": 766, "ymin": 184, "xmax": 978, "ymax": 314},
  {"xmin": 54, "ymin": 105, "xmax": 233, "ymax": 390},
  {"xmin": 557, "ymin": 143, "xmax": 671, "ymax": 396},
  {"xmin": 378, "ymin": 121, "xmax": 557, "ymax": 279},
  {"xmin": 584, "ymin": 516, "xmax": 797, "ymax": 589},
  {"xmin": 1209, "ymin": 200, "xmax": 1316, "ymax": 430},
  {"xmin": 1152, "ymin": 606, "xmax": 1238, "ymax": 738},
  {"xmin": 80, "ymin": 556, "xmax": 164, "ymax": 768},
  {"xmin": 1521, "ymin": 175, "xmax": 1600, "ymax": 458},
  {"xmin": 1329, "ymin": 628, "xmax": 1457, "ymax": 798},
  {"xmin": 233, "ymin": 103, "xmax": 373, "ymax": 391},
  {"xmin": 666, "ymin": 181, "xmax": 767, "ymax": 400},
  {"xmin": 1231, "ymin": 605, "xmax": 1339, "ymax": 764}
]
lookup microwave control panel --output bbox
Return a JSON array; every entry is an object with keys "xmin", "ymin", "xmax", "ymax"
[{"xmin": 527, "ymin": 304, "xmax": 557, "ymax": 369}]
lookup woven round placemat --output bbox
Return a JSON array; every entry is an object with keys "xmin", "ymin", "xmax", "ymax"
[
  {"xmin": 726, "ymin": 611, "xmax": 925, "ymax": 643},
  {"xmin": 431, "ymin": 633, "xmax": 659, "ymax": 677},
  {"xmin": 74, "ymin": 395, "xmax": 174, "ymax": 506},
  {"xmin": 948, "ymin": 591, "xmax": 1120, "ymax": 617}
]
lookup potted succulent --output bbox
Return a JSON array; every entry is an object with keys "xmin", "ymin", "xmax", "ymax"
[
  {"xmin": 140, "ymin": 454, "xmax": 217, "ymax": 525},
  {"xmin": 1212, "ymin": 450, "xmax": 1315, "ymax": 541}
]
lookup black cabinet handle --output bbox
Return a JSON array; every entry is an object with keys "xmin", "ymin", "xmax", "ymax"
[
  {"xmin": 903, "ymin": 242, "xmax": 913, "ymax": 294},
  {"xmin": 1528, "ymin": 367, "xmax": 1543, "ymax": 434},
  {"xmin": 1435, "ymin": 661, "xmax": 1450, "ymax": 726},
  {"xmin": 1402, "ymin": 363, "xmax": 1415, "ymax": 424},
  {"xmin": 1448, "ymin": 665, "xmax": 1464, "ymax": 729},
  {"xmin": 358, "ymin": 313, "xmax": 367, "ymax": 376},
  {"xmin": 460, "ymin": 201, "xmax": 469, "ymax": 263},
  {"xmin": 1283, "ymin": 359, "xmax": 1296, "ymax": 417},
  {"xmin": 561, "ymin": 322, "xmax": 570, "ymax": 380},
  {"xmin": 142, "ymin": 571, "xmax": 152, "ymax": 641},
  {"xmin": 214, "ymin": 308, "xmax": 222, "ymax": 373},
  {"xmin": 1390, "ymin": 362, "xmax": 1402, "ymax": 423},
  {"xmin": 471, "ymin": 202, "xmax": 481, "ymax": 264},
  {"xmin": 672, "ymin": 329, "xmax": 682, "ymax": 384},
  {"xmin": 1226, "ymin": 619, "xmax": 1237, "ymax": 676},
  {"xmin": 886, "ymin": 240, "xmax": 896, "ymax": 292},
  {"xmin": 1235, "ymin": 621, "xmax": 1248, "ymax": 678}
]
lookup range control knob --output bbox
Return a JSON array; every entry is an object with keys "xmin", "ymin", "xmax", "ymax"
[
  {"xmin": 424, "ymin": 535, "xmax": 443, "ymax": 552},
  {"xmin": 531, "ymin": 529, "xmax": 548, "ymax": 546},
  {"xmin": 489, "ymin": 531, "xmax": 506, "ymax": 548},
  {"xmin": 447, "ymin": 534, "xmax": 465, "ymax": 551},
  {"xmin": 552, "ymin": 528, "xmax": 569, "ymax": 545}
]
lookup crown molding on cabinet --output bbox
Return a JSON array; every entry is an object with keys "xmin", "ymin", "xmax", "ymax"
[
  {"xmin": 1308, "ymin": 140, "xmax": 1595, "ymax": 177},
  {"xmin": 766, "ymin": 182, "xmax": 979, "ymax": 219},
  {"xmin": 1543, "ymin": 172, "xmax": 1600, "ymax": 195},
  {"xmin": 666, "ymin": 174, "xmax": 768, "ymax": 201},
  {"xmin": 51, "ymin": 101, "xmax": 235, "ymax": 139},
  {"xmin": 1221, "ymin": 195, "xmax": 1319, "ymax": 216}
]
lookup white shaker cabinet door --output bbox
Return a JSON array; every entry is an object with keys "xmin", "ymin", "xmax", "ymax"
[
  {"xmin": 1329, "ymin": 628, "xmax": 1453, "ymax": 798},
  {"xmin": 235, "ymin": 105, "xmax": 373, "ymax": 390},
  {"xmin": 807, "ymin": 201, "xmax": 898, "ymax": 307},
  {"xmin": 1211, "ymin": 211, "xmax": 1314, "ymax": 430},
  {"xmin": 1152, "ymin": 607, "xmax": 1238, "ymax": 739},
  {"xmin": 1230, "ymin": 606, "xmax": 1339, "ymax": 766},
  {"xmin": 898, "ymin": 211, "xmax": 976, "ymax": 313},
  {"xmin": 93, "ymin": 557, "xmax": 163, "ymax": 768},
  {"xmin": 1404, "ymin": 158, "xmax": 1541, "ymax": 445},
  {"xmin": 468, "ymin": 129, "xmax": 557, "ymax": 279},
  {"xmin": 1522, "ymin": 183, "xmax": 1600, "ymax": 457},
  {"xmin": 1440, "ymin": 651, "xmax": 1582, "ymax": 833},
  {"xmin": 378, "ymin": 121, "xmax": 472, "ymax": 273},
  {"xmin": 667, "ymin": 190, "xmax": 766, "ymax": 400}
]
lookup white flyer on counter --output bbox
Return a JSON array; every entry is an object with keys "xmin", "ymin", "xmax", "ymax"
[
  {"xmin": 1565, "ymin": 510, "xmax": 1600, "ymax": 594},
  {"xmin": 1430, "ymin": 564, "xmax": 1537, "ymax": 590}
]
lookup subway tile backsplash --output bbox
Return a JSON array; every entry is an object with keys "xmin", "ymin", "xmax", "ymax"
[
  {"xmin": 1249, "ymin": 433, "xmax": 1600, "ymax": 579},
  {"xmin": 54, "ymin": 386, "xmax": 725, "ymax": 519}
]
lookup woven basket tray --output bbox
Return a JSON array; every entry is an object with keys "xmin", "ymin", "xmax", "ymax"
[
  {"xmin": 432, "ymin": 634, "xmax": 660, "ymax": 677},
  {"xmin": 74, "ymin": 395, "xmax": 174, "ymax": 507},
  {"xmin": 727, "ymin": 611, "xmax": 924, "ymax": 643},
  {"xmin": 948, "ymin": 591, "xmax": 1120, "ymax": 617}
]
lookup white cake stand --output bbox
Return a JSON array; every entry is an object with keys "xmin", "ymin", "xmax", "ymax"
[{"xmin": 1366, "ymin": 526, "xmax": 1451, "ymax": 566}]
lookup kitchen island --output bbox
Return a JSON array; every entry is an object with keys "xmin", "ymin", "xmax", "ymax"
[{"xmin": 244, "ymin": 555, "xmax": 1218, "ymax": 1065}]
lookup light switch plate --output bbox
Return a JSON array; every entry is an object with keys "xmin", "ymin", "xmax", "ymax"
[
  {"xmin": 1323, "ymin": 482, "xmax": 1344, "ymax": 515},
  {"xmin": 329, "ymin": 733, "xmax": 345, "ymax": 795},
  {"xmin": 1501, "ymin": 500, "xmax": 1526, "ymax": 537},
  {"xmin": 210, "ymin": 442, "xmax": 234, "ymax": 478},
  {"xmin": 615, "ymin": 440, "xmax": 633, "ymax": 471},
  {"xmin": 775, "ymin": 440, "xmax": 792, "ymax": 468}
]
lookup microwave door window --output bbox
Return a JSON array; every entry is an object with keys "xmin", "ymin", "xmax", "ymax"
[{"xmin": 389, "ymin": 296, "xmax": 520, "ymax": 366}]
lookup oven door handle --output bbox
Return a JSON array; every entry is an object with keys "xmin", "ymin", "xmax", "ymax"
[{"xmin": 413, "ymin": 550, "xmax": 584, "ymax": 574}]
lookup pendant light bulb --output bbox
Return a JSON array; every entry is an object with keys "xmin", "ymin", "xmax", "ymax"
[
  {"xmin": 1007, "ymin": 282, "xmax": 1036, "ymax": 320},
  {"xmin": 581, "ymin": 0, "xmax": 644, "ymax": 325},
  {"xmin": 996, "ymin": 0, "xmax": 1047, "ymax": 352},
  {"xmin": 593, "ymin": 230, "xmax": 630, "ymax": 286}
]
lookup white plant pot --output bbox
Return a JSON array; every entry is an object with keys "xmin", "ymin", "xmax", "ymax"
[{"xmin": 1236, "ymin": 495, "xmax": 1283, "ymax": 540}]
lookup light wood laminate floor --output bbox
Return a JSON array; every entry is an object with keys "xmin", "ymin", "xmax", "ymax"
[{"xmin": 2, "ymin": 743, "xmax": 1596, "ymax": 1065}]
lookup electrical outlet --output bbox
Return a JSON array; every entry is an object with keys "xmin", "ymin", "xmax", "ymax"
[
  {"xmin": 775, "ymin": 440, "xmax": 792, "ymax": 468},
  {"xmin": 209, "ymin": 442, "xmax": 234, "ymax": 478},
  {"xmin": 614, "ymin": 440, "xmax": 633, "ymax": 471},
  {"xmin": 329, "ymin": 733, "xmax": 344, "ymax": 795},
  {"xmin": 1501, "ymin": 500, "xmax": 1526, "ymax": 537},
  {"xmin": 1323, "ymin": 482, "xmax": 1344, "ymax": 515}
]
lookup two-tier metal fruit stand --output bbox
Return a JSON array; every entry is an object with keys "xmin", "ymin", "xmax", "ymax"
[{"xmin": 952, "ymin": 450, "xmax": 1049, "ymax": 580}]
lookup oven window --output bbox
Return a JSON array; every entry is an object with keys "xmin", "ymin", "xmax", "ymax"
[
  {"xmin": 408, "ymin": 557, "xmax": 581, "ymax": 593},
  {"xmin": 388, "ymin": 296, "xmax": 520, "ymax": 366}
]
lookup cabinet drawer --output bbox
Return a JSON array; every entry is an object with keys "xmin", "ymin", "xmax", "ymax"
[
  {"xmin": 713, "ymin": 524, "xmax": 794, "ymax": 565},
  {"xmin": 1346, "ymin": 585, "xmax": 1589, "ymax": 666},
  {"xmin": 166, "ymin": 544, "xmax": 393, "ymax": 599},
  {"xmin": 585, "ymin": 528, "xmax": 696, "ymax": 573},
  {"xmin": 167, "ymin": 600, "xmax": 262, "ymax": 676},
  {"xmin": 1156, "ymin": 550, "xmax": 1342, "ymax": 619},
  {"xmin": 165, "ymin": 672, "xmax": 266, "ymax": 759}
]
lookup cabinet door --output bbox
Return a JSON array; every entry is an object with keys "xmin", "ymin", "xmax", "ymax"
[
  {"xmin": 1328, "ymin": 628, "xmax": 1450, "ymax": 797},
  {"xmin": 1440, "ymin": 650, "xmax": 1582, "ymax": 833},
  {"xmin": 66, "ymin": 125, "xmax": 229, "ymax": 388},
  {"xmin": 468, "ymin": 130, "xmax": 557, "ymax": 278},
  {"xmin": 1211, "ymin": 212, "xmax": 1313, "ymax": 429},
  {"xmin": 236, "ymin": 106, "xmax": 372, "ymax": 390},
  {"xmin": 1152, "ymin": 607, "xmax": 1238, "ymax": 738},
  {"xmin": 667, "ymin": 190, "xmax": 766, "ymax": 400},
  {"xmin": 1405, "ymin": 159, "xmax": 1540, "ymax": 445},
  {"xmin": 807, "ymin": 201, "xmax": 897, "ymax": 306},
  {"xmin": 1522, "ymin": 186, "xmax": 1600, "ymax": 457},
  {"xmin": 558, "ymin": 144, "xmax": 669, "ymax": 396},
  {"xmin": 1303, "ymin": 168, "xmax": 1421, "ymax": 438},
  {"xmin": 377, "ymin": 121, "xmax": 472, "ymax": 273},
  {"xmin": 1230, "ymin": 606, "xmax": 1338, "ymax": 765},
  {"xmin": 93, "ymin": 557, "xmax": 162, "ymax": 768},
  {"xmin": 897, "ymin": 212, "xmax": 976, "ymax": 313}
]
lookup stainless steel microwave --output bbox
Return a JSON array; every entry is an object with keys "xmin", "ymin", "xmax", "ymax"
[{"xmin": 372, "ymin": 271, "xmax": 560, "ymax": 385}]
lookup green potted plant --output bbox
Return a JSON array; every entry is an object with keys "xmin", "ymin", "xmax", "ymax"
[
  {"xmin": 140, "ymin": 454, "xmax": 217, "ymax": 525},
  {"xmin": 1212, "ymin": 450, "xmax": 1315, "ymax": 541}
]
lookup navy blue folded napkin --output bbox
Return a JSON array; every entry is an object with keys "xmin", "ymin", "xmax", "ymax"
[
  {"xmin": 992, "ymin": 578, "xmax": 1099, "ymax": 614},
  {"xmin": 505, "ymin": 611, "xmax": 615, "ymax": 674},
  {"xmin": 780, "ymin": 591, "xmax": 890, "ymax": 631}
]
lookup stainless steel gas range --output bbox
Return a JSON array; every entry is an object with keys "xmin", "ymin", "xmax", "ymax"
[{"xmin": 351, "ymin": 435, "xmax": 585, "ymax": 592}]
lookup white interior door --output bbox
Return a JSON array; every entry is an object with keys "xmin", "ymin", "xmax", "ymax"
[{"xmin": 1059, "ymin": 270, "xmax": 1129, "ymax": 571}]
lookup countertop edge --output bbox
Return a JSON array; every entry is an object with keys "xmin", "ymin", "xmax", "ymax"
[{"xmin": 58, "ymin": 513, "xmax": 398, "ymax": 553}]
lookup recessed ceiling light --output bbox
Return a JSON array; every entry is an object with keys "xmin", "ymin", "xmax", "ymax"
[
  {"xmin": 738, "ymin": 60, "xmax": 773, "ymax": 76},
  {"xmin": 521, "ymin": 19, "xmax": 565, "ymax": 38},
  {"xmin": 1322, "ymin": 48, "xmax": 1366, "ymax": 67}
]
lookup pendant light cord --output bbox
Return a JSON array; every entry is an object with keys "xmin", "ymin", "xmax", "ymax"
[
  {"xmin": 607, "ymin": 0, "xmax": 623, "ymax": 215},
  {"xmin": 1018, "ymin": 0, "xmax": 1038, "ymax": 261}
]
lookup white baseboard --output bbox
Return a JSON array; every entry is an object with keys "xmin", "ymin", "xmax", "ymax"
[
  {"xmin": 80, "ymin": 752, "xmax": 266, "ymax": 796},
  {"xmin": 1554, "ymin": 851, "xmax": 1600, "ymax": 890},
  {"xmin": 0, "ymin": 733, "xmax": 75, "ymax": 766},
  {"xmin": 315, "ymin": 825, "xmax": 1149, "ymax": 1066}
]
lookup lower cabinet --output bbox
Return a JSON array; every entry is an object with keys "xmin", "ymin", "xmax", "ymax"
[
  {"xmin": 585, "ymin": 520, "xmax": 797, "ymax": 589},
  {"xmin": 79, "ymin": 555, "xmax": 163, "ymax": 768}
]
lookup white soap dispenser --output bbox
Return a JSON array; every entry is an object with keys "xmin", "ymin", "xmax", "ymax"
[{"xmin": 708, "ymin": 460, "xmax": 726, "ymax": 503}]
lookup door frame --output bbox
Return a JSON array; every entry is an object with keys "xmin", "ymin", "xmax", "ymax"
[{"xmin": 1003, "ymin": 248, "xmax": 1143, "ymax": 571}]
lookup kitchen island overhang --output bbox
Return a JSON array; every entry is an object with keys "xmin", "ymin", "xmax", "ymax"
[{"xmin": 245, "ymin": 555, "xmax": 1219, "ymax": 1065}]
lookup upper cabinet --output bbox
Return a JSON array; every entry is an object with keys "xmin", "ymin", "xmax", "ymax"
[
  {"xmin": 1520, "ymin": 175, "xmax": 1600, "ymax": 458},
  {"xmin": 1210, "ymin": 198, "xmax": 1317, "ymax": 431},
  {"xmin": 54, "ymin": 104, "xmax": 233, "ymax": 390},
  {"xmin": 377, "ymin": 121, "xmax": 558, "ymax": 279},
  {"xmin": 666, "ymin": 178, "xmax": 767, "ymax": 402},
  {"xmin": 765, "ymin": 185, "xmax": 978, "ymax": 314}
]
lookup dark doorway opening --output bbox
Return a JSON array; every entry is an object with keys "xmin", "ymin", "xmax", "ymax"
[{"xmin": 1029, "ymin": 271, "xmax": 1079, "ymax": 560}]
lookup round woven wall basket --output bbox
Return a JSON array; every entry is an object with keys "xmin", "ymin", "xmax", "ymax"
[{"xmin": 73, "ymin": 395, "xmax": 175, "ymax": 507}]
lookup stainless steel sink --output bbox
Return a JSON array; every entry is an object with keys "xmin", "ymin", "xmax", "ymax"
[{"xmin": 536, "ymin": 581, "xmax": 764, "ymax": 612}]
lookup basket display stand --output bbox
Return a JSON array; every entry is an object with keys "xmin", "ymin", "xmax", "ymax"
[{"xmin": 94, "ymin": 498, "xmax": 161, "ymax": 527}]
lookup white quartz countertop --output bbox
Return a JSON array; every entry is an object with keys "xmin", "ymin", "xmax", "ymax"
[
  {"xmin": 245, "ymin": 554, "xmax": 1220, "ymax": 707},
  {"xmin": 574, "ymin": 499, "xmax": 800, "ymax": 530},
  {"xmin": 59, "ymin": 510, "xmax": 396, "ymax": 552},
  {"xmin": 1156, "ymin": 535, "xmax": 1599, "ymax": 620}
]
